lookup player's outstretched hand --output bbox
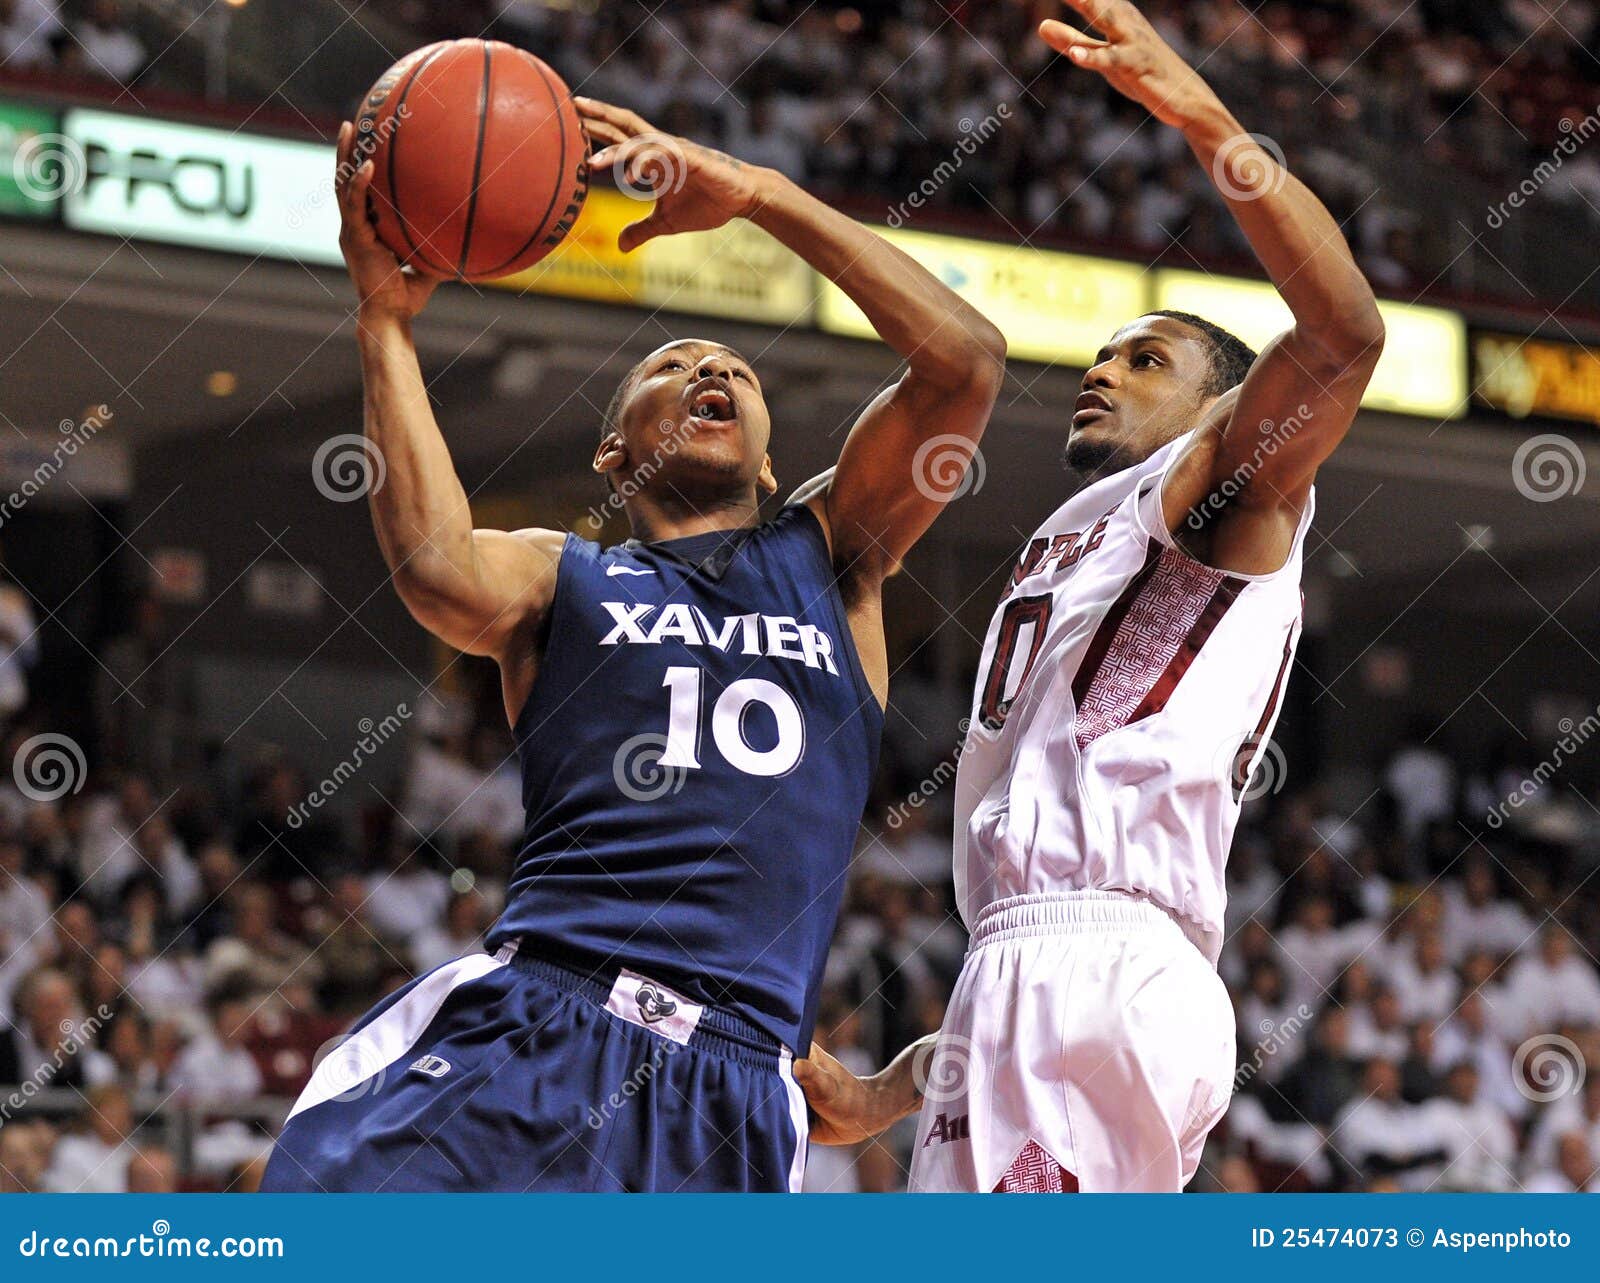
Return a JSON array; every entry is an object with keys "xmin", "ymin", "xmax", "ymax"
[
  {"xmin": 335, "ymin": 120, "xmax": 440, "ymax": 320},
  {"xmin": 1040, "ymin": 1, "xmax": 1215, "ymax": 128},
  {"xmin": 793, "ymin": 1041, "xmax": 924, "ymax": 1146},
  {"xmin": 575, "ymin": 97, "xmax": 769, "ymax": 252}
]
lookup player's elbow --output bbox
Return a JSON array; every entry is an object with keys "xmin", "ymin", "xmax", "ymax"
[
  {"xmin": 941, "ymin": 320, "xmax": 1008, "ymax": 398},
  {"xmin": 1305, "ymin": 303, "xmax": 1385, "ymax": 373}
]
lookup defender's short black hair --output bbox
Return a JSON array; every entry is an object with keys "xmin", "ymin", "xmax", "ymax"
[{"xmin": 1148, "ymin": 309, "xmax": 1257, "ymax": 397}]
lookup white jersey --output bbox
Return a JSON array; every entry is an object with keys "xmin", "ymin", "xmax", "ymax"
[{"xmin": 953, "ymin": 433, "xmax": 1310, "ymax": 963}]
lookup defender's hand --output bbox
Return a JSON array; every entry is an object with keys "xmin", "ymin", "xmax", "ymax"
[
  {"xmin": 793, "ymin": 1042, "xmax": 920, "ymax": 1146},
  {"xmin": 575, "ymin": 97, "xmax": 770, "ymax": 252},
  {"xmin": 335, "ymin": 120, "xmax": 440, "ymax": 320},
  {"xmin": 1040, "ymin": 1, "xmax": 1215, "ymax": 128}
]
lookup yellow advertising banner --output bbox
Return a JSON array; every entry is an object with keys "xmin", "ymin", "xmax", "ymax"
[
  {"xmin": 494, "ymin": 189, "xmax": 813, "ymax": 325},
  {"xmin": 1472, "ymin": 331, "xmax": 1600, "ymax": 425},
  {"xmin": 816, "ymin": 227, "xmax": 1147, "ymax": 366},
  {"xmin": 1154, "ymin": 270, "xmax": 1467, "ymax": 419}
]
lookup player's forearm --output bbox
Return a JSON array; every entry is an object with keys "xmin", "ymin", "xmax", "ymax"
[
  {"xmin": 1181, "ymin": 98, "xmax": 1384, "ymax": 364},
  {"xmin": 747, "ymin": 173, "xmax": 1006, "ymax": 388},
  {"xmin": 357, "ymin": 310, "xmax": 480, "ymax": 596}
]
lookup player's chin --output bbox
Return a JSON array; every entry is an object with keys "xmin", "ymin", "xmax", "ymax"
[{"xmin": 1062, "ymin": 430, "xmax": 1133, "ymax": 478}]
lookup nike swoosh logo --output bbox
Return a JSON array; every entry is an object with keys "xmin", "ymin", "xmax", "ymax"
[{"xmin": 606, "ymin": 565, "xmax": 656, "ymax": 577}]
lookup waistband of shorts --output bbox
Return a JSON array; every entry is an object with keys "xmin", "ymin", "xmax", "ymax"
[
  {"xmin": 491, "ymin": 937, "xmax": 786, "ymax": 1070},
  {"xmin": 968, "ymin": 890, "xmax": 1211, "ymax": 957}
]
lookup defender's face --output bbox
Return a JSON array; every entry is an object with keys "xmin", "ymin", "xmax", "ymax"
[
  {"xmin": 598, "ymin": 339, "xmax": 775, "ymax": 501},
  {"xmin": 1065, "ymin": 315, "xmax": 1216, "ymax": 476}
]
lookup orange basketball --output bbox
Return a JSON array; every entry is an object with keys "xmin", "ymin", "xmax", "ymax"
[{"xmin": 353, "ymin": 39, "xmax": 589, "ymax": 282}]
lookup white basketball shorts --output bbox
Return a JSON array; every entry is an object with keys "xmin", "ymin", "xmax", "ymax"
[{"xmin": 907, "ymin": 890, "xmax": 1236, "ymax": 1193}]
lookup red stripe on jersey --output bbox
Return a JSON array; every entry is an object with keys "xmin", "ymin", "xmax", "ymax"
[{"xmin": 1072, "ymin": 539, "xmax": 1243, "ymax": 752}]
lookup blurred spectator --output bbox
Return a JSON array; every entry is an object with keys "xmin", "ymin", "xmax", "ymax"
[{"xmin": 43, "ymin": 1082, "xmax": 134, "ymax": 1193}]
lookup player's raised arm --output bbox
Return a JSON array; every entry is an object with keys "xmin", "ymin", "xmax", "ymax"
[
  {"xmin": 1042, "ymin": 1, "xmax": 1385, "ymax": 574},
  {"xmin": 576, "ymin": 98, "xmax": 1007, "ymax": 583},
  {"xmin": 335, "ymin": 122, "xmax": 562, "ymax": 664}
]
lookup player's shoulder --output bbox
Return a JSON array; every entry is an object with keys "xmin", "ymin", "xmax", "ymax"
[{"xmin": 503, "ymin": 527, "xmax": 570, "ymax": 565}]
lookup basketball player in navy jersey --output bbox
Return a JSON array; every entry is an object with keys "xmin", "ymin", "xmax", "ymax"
[{"xmin": 262, "ymin": 102, "xmax": 1005, "ymax": 1192}]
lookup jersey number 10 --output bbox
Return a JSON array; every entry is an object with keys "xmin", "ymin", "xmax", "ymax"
[{"xmin": 654, "ymin": 666, "xmax": 806, "ymax": 777}]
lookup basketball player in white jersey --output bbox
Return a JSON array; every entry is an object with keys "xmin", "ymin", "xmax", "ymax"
[{"xmin": 794, "ymin": 0, "xmax": 1385, "ymax": 1192}]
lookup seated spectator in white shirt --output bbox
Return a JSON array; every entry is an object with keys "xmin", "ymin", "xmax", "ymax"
[
  {"xmin": 1333, "ymin": 1059, "xmax": 1450, "ymax": 1191},
  {"xmin": 363, "ymin": 834, "xmax": 451, "ymax": 942},
  {"xmin": 1346, "ymin": 985, "xmax": 1410, "ymax": 1065},
  {"xmin": 43, "ymin": 1082, "xmax": 134, "ymax": 1193},
  {"xmin": 171, "ymin": 994, "xmax": 262, "ymax": 1107},
  {"xmin": 1274, "ymin": 895, "xmax": 1379, "ymax": 1010},
  {"xmin": 1500, "ymin": 926, "xmax": 1600, "ymax": 1040},
  {"xmin": 1431, "ymin": 988, "xmax": 1527, "ymax": 1122},
  {"xmin": 1440, "ymin": 857, "xmax": 1531, "ymax": 963},
  {"xmin": 409, "ymin": 889, "xmax": 490, "ymax": 974},
  {"xmin": 1526, "ymin": 1070, "xmax": 1600, "ymax": 1176},
  {"xmin": 1523, "ymin": 1131, "xmax": 1600, "ymax": 1193},
  {"xmin": 0, "ymin": 967, "xmax": 116, "ymax": 1090},
  {"xmin": 1389, "ymin": 928, "xmax": 1459, "ymax": 1025},
  {"xmin": 1384, "ymin": 732, "xmax": 1456, "ymax": 841},
  {"xmin": 1421, "ymin": 1062, "xmax": 1518, "ymax": 1191}
]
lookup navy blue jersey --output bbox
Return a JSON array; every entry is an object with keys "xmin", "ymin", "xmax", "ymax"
[{"xmin": 491, "ymin": 504, "xmax": 882, "ymax": 1052}]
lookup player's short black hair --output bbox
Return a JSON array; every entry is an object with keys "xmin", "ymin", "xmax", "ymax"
[{"xmin": 1148, "ymin": 310, "xmax": 1257, "ymax": 397}]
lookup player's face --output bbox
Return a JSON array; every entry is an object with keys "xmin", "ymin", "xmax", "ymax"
[
  {"xmin": 1064, "ymin": 316, "xmax": 1217, "ymax": 477},
  {"xmin": 595, "ymin": 339, "xmax": 776, "ymax": 505}
]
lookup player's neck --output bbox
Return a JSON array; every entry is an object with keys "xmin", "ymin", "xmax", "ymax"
[{"xmin": 625, "ymin": 492, "xmax": 762, "ymax": 544}]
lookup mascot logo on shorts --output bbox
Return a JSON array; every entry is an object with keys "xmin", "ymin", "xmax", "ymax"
[{"xmin": 635, "ymin": 984, "xmax": 678, "ymax": 1025}]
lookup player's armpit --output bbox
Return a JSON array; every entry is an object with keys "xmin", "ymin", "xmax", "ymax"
[
  {"xmin": 389, "ymin": 525, "xmax": 564, "ymax": 661},
  {"xmin": 1161, "ymin": 325, "xmax": 1381, "ymax": 577}
]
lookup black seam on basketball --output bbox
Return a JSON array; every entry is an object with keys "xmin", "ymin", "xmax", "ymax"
[
  {"xmin": 455, "ymin": 40, "xmax": 493, "ymax": 278},
  {"xmin": 483, "ymin": 56, "xmax": 576, "ymax": 277},
  {"xmin": 389, "ymin": 43, "xmax": 454, "ymax": 278}
]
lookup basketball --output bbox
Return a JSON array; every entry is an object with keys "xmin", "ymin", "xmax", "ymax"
[{"xmin": 353, "ymin": 39, "xmax": 589, "ymax": 282}]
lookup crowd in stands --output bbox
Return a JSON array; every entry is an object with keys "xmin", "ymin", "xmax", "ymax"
[
  {"xmin": 479, "ymin": 0, "xmax": 1600, "ymax": 302},
  {"xmin": 5, "ymin": 1, "xmax": 1596, "ymax": 302},
  {"xmin": 0, "ymin": 0, "xmax": 145, "ymax": 84}
]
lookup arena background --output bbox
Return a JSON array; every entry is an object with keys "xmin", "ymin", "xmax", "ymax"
[{"xmin": 0, "ymin": 0, "xmax": 1598, "ymax": 1193}]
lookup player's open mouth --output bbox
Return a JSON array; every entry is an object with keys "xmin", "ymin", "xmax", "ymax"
[
  {"xmin": 687, "ymin": 383, "xmax": 738, "ymax": 427},
  {"xmin": 1072, "ymin": 391, "xmax": 1113, "ymax": 425}
]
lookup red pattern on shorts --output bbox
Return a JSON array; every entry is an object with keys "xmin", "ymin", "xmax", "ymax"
[{"xmin": 993, "ymin": 1140, "xmax": 1079, "ymax": 1193}]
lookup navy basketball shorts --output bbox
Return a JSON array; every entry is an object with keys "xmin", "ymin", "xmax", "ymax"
[{"xmin": 260, "ymin": 941, "xmax": 808, "ymax": 1192}]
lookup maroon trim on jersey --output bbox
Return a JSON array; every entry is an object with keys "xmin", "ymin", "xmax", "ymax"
[
  {"xmin": 1069, "ymin": 538, "xmax": 1164, "ymax": 710},
  {"xmin": 1232, "ymin": 615, "xmax": 1300, "ymax": 799},
  {"xmin": 978, "ymin": 594, "xmax": 1053, "ymax": 731},
  {"xmin": 1126, "ymin": 574, "xmax": 1246, "ymax": 725}
]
